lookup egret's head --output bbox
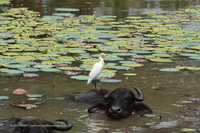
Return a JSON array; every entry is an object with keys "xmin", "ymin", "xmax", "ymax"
[{"xmin": 99, "ymin": 53, "xmax": 107, "ymax": 58}]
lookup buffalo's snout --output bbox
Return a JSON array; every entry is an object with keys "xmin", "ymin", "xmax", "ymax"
[
  {"xmin": 109, "ymin": 106, "xmax": 122, "ymax": 114},
  {"xmin": 107, "ymin": 106, "xmax": 124, "ymax": 119}
]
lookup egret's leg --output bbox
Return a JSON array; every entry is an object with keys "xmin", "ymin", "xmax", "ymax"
[{"xmin": 92, "ymin": 80, "xmax": 97, "ymax": 90}]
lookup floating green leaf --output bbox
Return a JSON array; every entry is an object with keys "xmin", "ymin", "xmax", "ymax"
[
  {"xmin": 159, "ymin": 68, "xmax": 180, "ymax": 72},
  {"xmin": 0, "ymin": 96, "xmax": 9, "ymax": 100},
  {"xmin": 122, "ymin": 63, "xmax": 144, "ymax": 67},
  {"xmin": 1, "ymin": 69, "xmax": 24, "ymax": 74},
  {"xmin": 40, "ymin": 68, "xmax": 60, "ymax": 72},
  {"xmin": 33, "ymin": 65, "xmax": 54, "ymax": 69},
  {"xmin": 189, "ymin": 56, "xmax": 200, "ymax": 60},
  {"xmin": 52, "ymin": 13, "xmax": 75, "ymax": 17},
  {"xmin": 180, "ymin": 128, "xmax": 195, "ymax": 132},
  {"xmin": 27, "ymin": 94, "xmax": 43, "ymax": 98},
  {"xmin": 123, "ymin": 73, "xmax": 137, "ymax": 76},
  {"xmin": 150, "ymin": 58, "xmax": 172, "ymax": 62},
  {"xmin": 119, "ymin": 61, "xmax": 138, "ymax": 64},
  {"xmin": 19, "ymin": 62, "xmax": 40, "ymax": 65},
  {"xmin": 55, "ymin": 8, "xmax": 80, "ymax": 12},
  {"xmin": 112, "ymin": 53, "xmax": 136, "ymax": 56},
  {"xmin": 5, "ymin": 64, "xmax": 29, "ymax": 68},
  {"xmin": 0, "ymin": 60, "xmax": 18, "ymax": 64},
  {"xmin": 70, "ymin": 75, "xmax": 89, "ymax": 80},
  {"xmin": 129, "ymin": 50, "xmax": 152, "ymax": 54},
  {"xmin": 100, "ymin": 79, "xmax": 122, "ymax": 83},
  {"xmin": 104, "ymin": 57, "xmax": 124, "ymax": 61},
  {"xmin": 98, "ymin": 73, "xmax": 115, "ymax": 78},
  {"xmin": 36, "ymin": 56, "xmax": 56, "ymax": 60},
  {"xmin": 109, "ymin": 65, "xmax": 132, "ymax": 70},
  {"xmin": 19, "ymin": 68, "xmax": 40, "ymax": 72}
]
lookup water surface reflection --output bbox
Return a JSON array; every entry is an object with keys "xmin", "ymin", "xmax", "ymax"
[{"xmin": 9, "ymin": 0, "xmax": 200, "ymax": 19}]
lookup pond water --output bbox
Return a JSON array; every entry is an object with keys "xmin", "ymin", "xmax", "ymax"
[
  {"xmin": 8, "ymin": 0, "xmax": 200, "ymax": 19},
  {"xmin": 0, "ymin": 0, "xmax": 200, "ymax": 133},
  {"xmin": 1, "ymin": 56, "xmax": 200, "ymax": 132}
]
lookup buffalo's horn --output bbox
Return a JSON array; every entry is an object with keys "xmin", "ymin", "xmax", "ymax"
[
  {"xmin": 18, "ymin": 118, "xmax": 39, "ymax": 126},
  {"xmin": 132, "ymin": 87, "xmax": 144, "ymax": 101},
  {"xmin": 104, "ymin": 91, "xmax": 111, "ymax": 98},
  {"xmin": 54, "ymin": 119, "xmax": 73, "ymax": 131}
]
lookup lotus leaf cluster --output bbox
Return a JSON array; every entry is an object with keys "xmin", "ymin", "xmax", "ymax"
[{"xmin": 0, "ymin": 6, "xmax": 200, "ymax": 82}]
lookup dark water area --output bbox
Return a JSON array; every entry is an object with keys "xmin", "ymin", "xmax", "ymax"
[
  {"xmin": 0, "ymin": 0, "xmax": 200, "ymax": 133},
  {"xmin": 7, "ymin": 0, "xmax": 200, "ymax": 19}
]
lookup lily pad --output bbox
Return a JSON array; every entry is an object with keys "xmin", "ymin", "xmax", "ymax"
[
  {"xmin": 5, "ymin": 64, "xmax": 29, "ymax": 68},
  {"xmin": 122, "ymin": 63, "xmax": 144, "ymax": 67},
  {"xmin": 159, "ymin": 68, "xmax": 180, "ymax": 72},
  {"xmin": 70, "ymin": 75, "xmax": 89, "ymax": 80},
  {"xmin": 180, "ymin": 53, "xmax": 199, "ymax": 57},
  {"xmin": 52, "ymin": 13, "xmax": 75, "ymax": 17},
  {"xmin": 181, "ymin": 128, "xmax": 195, "ymax": 132},
  {"xmin": 109, "ymin": 65, "xmax": 132, "ymax": 70},
  {"xmin": 0, "ymin": 96, "xmax": 9, "ymax": 100},
  {"xmin": 19, "ymin": 68, "xmax": 40, "ymax": 72},
  {"xmin": 123, "ymin": 73, "xmax": 137, "ymax": 76},
  {"xmin": 1, "ymin": 69, "xmax": 24, "ymax": 74},
  {"xmin": 189, "ymin": 56, "xmax": 200, "ymax": 60},
  {"xmin": 40, "ymin": 68, "xmax": 60, "ymax": 72},
  {"xmin": 152, "ymin": 53, "xmax": 172, "ymax": 57},
  {"xmin": 87, "ymin": 39, "xmax": 108, "ymax": 43},
  {"xmin": 104, "ymin": 57, "xmax": 124, "ymax": 61},
  {"xmin": 98, "ymin": 73, "xmax": 115, "ymax": 78},
  {"xmin": 19, "ymin": 62, "xmax": 40, "ymax": 65},
  {"xmin": 130, "ymin": 50, "xmax": 152, "ymax": 54},
  {"xmin": 36, "ymin": 56, "xmax": 56, "ymax": 60},
  {"xmin": 0, "ymin": 60, "xmax": 18, "ymax": 64},
  {"xmin": 150, "ymin": 58, "xmax": 172, "ymax": 62},
  {"xmin": 33, "ymin": 65, "xmax": 54, "ymax": 68},
  {"xmin": 112, "ymin": 53, "xmax": 136, "ymax": 56},
  {"xmin": 55, "ymin": 8, "xmax": 80, "ymax": 12},
  {"xmin": 119, "ymin": 61, "xmax": 138, "ymax": 64},
  {"xmin": 27, "ymin": 94, "xmax": 43, "ymax": 98},
  {"xmin": 100, "ymin": 79, "xmax": 122, "ymax": 83}
]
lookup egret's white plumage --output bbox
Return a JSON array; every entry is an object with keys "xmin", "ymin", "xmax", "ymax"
[
  {"xmin": 87, "ymin": 53, "xmax": 106, "ymax": 89},
  {"xmin": 87, "ymin": 61, "xmax": 103, "ymax": 84}
]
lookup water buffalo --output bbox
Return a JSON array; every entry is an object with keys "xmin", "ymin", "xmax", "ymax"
[
  {"xmin": 0, "ymin": 117, "xmax": 73, "ymax": 133},
  {"xmin": 76, "ymin": 87, "xmax": 153, "ymax": 119}
]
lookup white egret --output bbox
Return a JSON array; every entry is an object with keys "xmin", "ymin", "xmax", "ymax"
[{"xmin": 87, "ymin": 53, "xmax": 107, "ymax": 90}]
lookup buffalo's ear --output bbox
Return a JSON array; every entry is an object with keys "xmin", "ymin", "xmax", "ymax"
[
  {"xmin": 88, "ymin": 102, "xmax": 108, "ymax": 114},
  {"xmin": 132, "ymin": 103, "xmax": 153, "ymax": 115}
]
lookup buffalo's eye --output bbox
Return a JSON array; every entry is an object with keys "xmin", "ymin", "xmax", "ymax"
[
  {"xmin": 124, "ymin": 97, "xmax": 132, "ymax": 102},
  {"xmin": 105, "ymin": 96, "xmax": 114, "ymax": 101}
]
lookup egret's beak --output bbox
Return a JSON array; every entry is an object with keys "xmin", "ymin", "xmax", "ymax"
[{"xmin": 104, "ymin": 54, "xmax": 108, "ymax": 57}]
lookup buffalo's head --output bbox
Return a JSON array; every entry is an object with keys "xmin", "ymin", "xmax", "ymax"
[
  {"xmin": 0, "ymin": 117, "xmax": 73, "ymax": 133},
  {"xmin": 88, "ymin": 87, "xmax": 153, "ymax": 119}
]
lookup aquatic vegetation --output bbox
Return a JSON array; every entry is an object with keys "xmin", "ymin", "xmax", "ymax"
[{"xmin": 0, "ymin": 5, "xmax": 200, "ymax": 82}]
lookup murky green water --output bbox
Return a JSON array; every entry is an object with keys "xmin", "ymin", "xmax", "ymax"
[
  {"xmin": 0, "ymin": 0, "xmax": 200, "ymax": 133},
  {"xmin": 1, "ymin": 56, "xmax": 200, "ymax": 132},
  {"xmin": 9, "ymin": 0, "xmax": 200, "ymax": 19}
]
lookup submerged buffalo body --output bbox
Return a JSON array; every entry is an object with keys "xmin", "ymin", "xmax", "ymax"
[
  {"xmin": 0, "ymin": 117, "xmax": 73, "ymax": 133},
  {"xmin": 76, "ymin": 87, "xmax": 153, "ymax": 119}
]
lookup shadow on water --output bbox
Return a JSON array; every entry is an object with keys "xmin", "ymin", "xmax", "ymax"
[{"xmin": 0, "ymin": 0, "xmax": 200, "ymax": 132}]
